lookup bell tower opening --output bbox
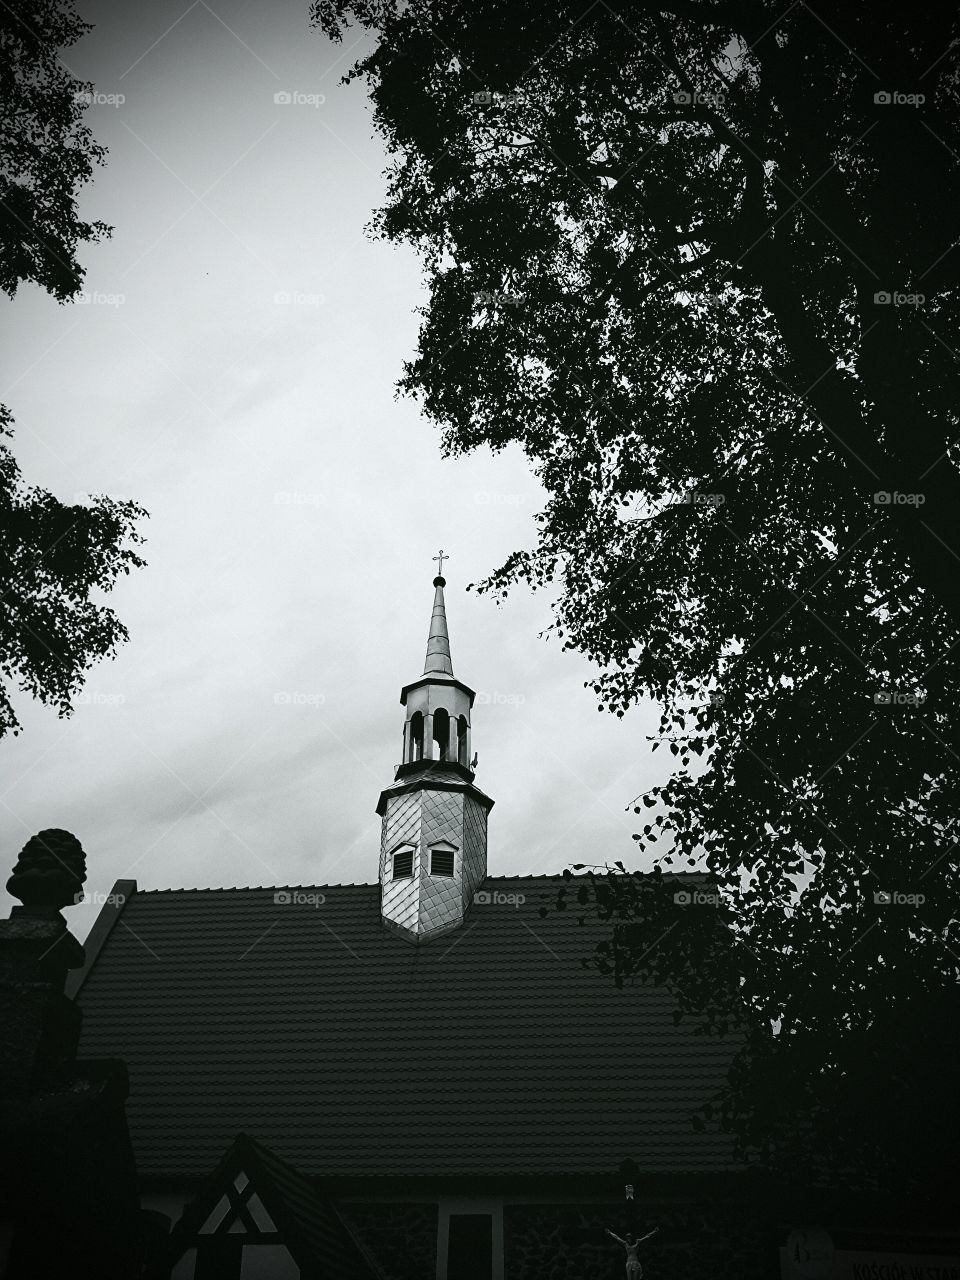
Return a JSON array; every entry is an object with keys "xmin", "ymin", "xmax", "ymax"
[
  {"xmin": 433, "ymin": 707, "xmax": 450, "ymax": 762},
  {"xmin": 408, "ymin": 711, "xmax": 424, "ymax": 762}
]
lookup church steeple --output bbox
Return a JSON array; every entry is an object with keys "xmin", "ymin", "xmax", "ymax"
[
  {"xmin": 376, "ymin": 555, "xmax": 494, "ymax": 943},
  {"xmin": 423, "ymin": 560, "xmax": 454, "ymax": 678}
]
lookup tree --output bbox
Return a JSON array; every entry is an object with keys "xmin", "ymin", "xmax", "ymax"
[
  {"xmin": 0, "ymin": 2, "xmax": 145, "ymax": 736},
  {"xmin": 313, "ymin": 0, "xmax": 960, "ymax": 1197},
  {"xmin": 0, "ymin": 1, "xmax": 109, "ymax": 299}
]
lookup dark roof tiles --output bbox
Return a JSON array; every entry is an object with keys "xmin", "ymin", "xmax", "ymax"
[{"xmin": 75, "ymin": 874, "xmax": 739, "ymax": 1179}]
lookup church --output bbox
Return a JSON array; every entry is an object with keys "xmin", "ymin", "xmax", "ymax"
[
  {"xmin": 62, "ymin": 567, "xmax": 751, "ymax": 1279},
  {"xmin": 8, "ymin": 571, "xmax": 953, "ymax": 1279}
]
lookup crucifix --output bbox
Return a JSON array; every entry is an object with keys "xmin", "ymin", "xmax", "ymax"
[
  {"xmin": 605, "ymin": 1226, "xmax": 658, "ymax": 1279},
  {"xmin": 433, "ymin": 549, "xmax": 448, "ymax": 577}
]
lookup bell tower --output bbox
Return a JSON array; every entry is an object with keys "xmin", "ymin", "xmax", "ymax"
[{"xmin": 377, "ymin": 554, "xmax": 494, "ymax": 943}]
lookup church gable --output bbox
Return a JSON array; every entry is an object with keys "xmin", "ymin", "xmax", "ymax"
[{"xmin": 168, "ymin": 1132, "xmax": 381, "ymax": 1280}]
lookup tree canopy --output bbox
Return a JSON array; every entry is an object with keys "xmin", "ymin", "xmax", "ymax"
[
  {"xmin": 313, "ymin": 0, "xmax": 960, "ymax": 1197},
  {"xmin": 0, "ymin": 2, "xmax": 145, "ymax": 736}
]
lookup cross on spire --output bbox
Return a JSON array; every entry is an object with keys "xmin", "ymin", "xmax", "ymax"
[{"xmin": 433, "ymin": 548, "xmax": 448, "ymax": 578}]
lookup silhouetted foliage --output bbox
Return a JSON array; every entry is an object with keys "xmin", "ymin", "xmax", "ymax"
[
  {"xmin": 314, "ymin": 0, "xmax": 960, "ymax": 1197},
  {"xmin": 0, "ymin": 3, "xmax": 144, "ymax": 736},
  {"xmin": 0, "ymin": 1, "xmax": 110, "ymax": 299}
]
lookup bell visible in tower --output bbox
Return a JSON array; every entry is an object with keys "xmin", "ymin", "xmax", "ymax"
[{"xmin": 376, "ymin": 553, "xmax": 494, "ymax": 942}]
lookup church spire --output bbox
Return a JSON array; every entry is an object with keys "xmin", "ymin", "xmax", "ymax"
[
  {"xmin": 423, "ymin": 551, "xmax": 454, "ymax": 677},
  {"xmin": 376, "ymin": 555, "xmax": 494, "ymax": 944}
]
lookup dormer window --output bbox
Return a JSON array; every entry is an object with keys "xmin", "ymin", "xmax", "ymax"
[
  {"xmin": 392, "ymin": 847, "xmax": 414, "ymax": 879},
  {"xmin": 430, "ymin": 845, "xmax": 455, "ymax": 877}
]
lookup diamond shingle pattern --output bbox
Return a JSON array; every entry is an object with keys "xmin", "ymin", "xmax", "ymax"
[{"xmin": 73, "ymin": 874, "xmax": 740, "ymax": 1179}]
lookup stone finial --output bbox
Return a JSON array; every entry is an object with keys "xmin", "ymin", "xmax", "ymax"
[{"xmin": 6, "ymin": 829, "xmax": 86, "ymax": 916}]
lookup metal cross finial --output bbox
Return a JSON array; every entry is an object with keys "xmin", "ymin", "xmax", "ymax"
[{"xmin": 433, "ymin": 549, "xmax": 448, "ymax": 577}]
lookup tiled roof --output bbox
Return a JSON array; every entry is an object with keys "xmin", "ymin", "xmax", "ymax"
[{"xmin": 73, "ymin": 874, "xmax": 740, "ymax": 1179}]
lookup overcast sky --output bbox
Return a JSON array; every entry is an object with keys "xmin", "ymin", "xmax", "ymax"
[{"xmin": 0, "ymin": 0, "xmax": 670, "ymax": 939}]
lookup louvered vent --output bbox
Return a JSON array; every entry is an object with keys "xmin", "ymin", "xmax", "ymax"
[
  {"xmin": 431, "ymin": 848, "xmax": 455, "ymax": 877},
  {"xmin": 392, "ymin": 848, "xmax": 414, "ymax": 878}
]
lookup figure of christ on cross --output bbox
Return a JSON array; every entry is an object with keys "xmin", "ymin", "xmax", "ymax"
[{"xmin": 605, "ymin": 1226, "xmax": 658, "ymax": 1278}]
